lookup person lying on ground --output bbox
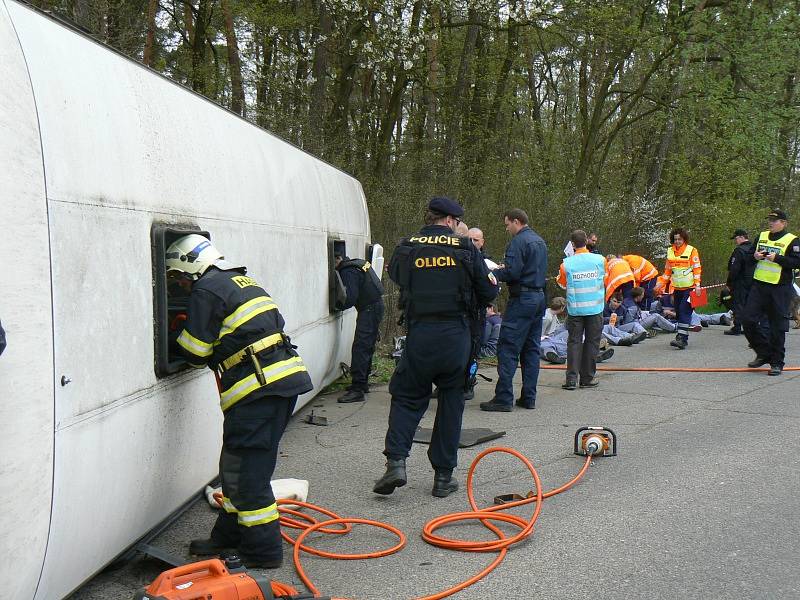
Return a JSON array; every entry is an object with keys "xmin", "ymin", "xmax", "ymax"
[{"xmin": 540, "ymin": 325, "xmax": 614, "ymax": 364}]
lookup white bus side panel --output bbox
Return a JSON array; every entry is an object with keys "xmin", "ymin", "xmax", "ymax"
[{"xmin": 0, "ymin": 2, "xmax": 54, "ymax": 598}]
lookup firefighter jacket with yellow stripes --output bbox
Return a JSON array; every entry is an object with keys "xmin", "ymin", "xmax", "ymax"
[{"xmin": 176, "ymin": 267, "xmax": 313, "ymax": 412}]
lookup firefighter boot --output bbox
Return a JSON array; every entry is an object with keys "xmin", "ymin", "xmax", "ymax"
[
  {"xmin": 432, "ymin": 469, "xmax": 459, "ymax": 498},
  {"xmin": 189, "ymin": 538, "xmax": 234, "ymax": 557},
  {"xmin": 373, "ymin": 458, "xmax": 407, "ymax": 495}
]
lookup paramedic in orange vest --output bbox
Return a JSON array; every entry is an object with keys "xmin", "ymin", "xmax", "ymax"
[
  {"xmin": 654, "ymin": 228, "xmax": 701, "ymax": 350},
  {"xmin": 623, "ymin": 254, "xmax": 659, "ymax": 309},
  {"xmin": 740, "ymin": 209, "xmax": 800, "ymax": 375},
  {"xmin": 604, "ymin": 255, "xmax": 635, "ymax": 303}
]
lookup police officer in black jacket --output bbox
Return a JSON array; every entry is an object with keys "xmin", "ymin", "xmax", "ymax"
[
  {"xmin": 166, "ymin": 234, "xmax": 313, "ymax": 568},
  {"xmin": 724, "ymin": 228, "xmax": 756, "ymax": 335},
  {"xmin": 335, "ymin": 252, "xmax": 385, "ymax": 403},
  {"xmin": 374, "ymin": 197, "xmax": 498, "ymax": 498},
  {"xmin": 741, "ymin": 209, "xmax": 800, "ymax": 375}
]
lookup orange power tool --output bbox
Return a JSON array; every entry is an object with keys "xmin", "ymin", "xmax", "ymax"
[{"xmin": 134, "ymin": 557, "xmax": 326, "ymax": 600}]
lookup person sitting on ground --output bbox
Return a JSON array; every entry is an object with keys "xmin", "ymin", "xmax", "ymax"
[
  {"xmin": 602, "ymin": 295, "xmax": 647, "ymax": 345},
  {"xmin": 542, "ymin": 296, "xmax": 567, "ymax": 337},
  {"xmin": 625, "ymin": 287, "xmax": 677, "ymax": 334},
  {"xmin": 478, "ymin": 305, "xmax": 502, "ymax": 358}
]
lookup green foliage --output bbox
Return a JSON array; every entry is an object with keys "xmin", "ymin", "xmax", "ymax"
[{"xmin": 38, "ymin": 0, "xmax": 800, "ymax": 287}]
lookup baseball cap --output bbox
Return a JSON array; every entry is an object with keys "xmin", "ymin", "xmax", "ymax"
[{"xmin": 730, "ymin": 228, "xmax": 748, "ymax": 239}]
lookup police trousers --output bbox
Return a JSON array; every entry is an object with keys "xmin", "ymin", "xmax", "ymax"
[
  {"xmin": 494, "ymin": 291, "xmax": 545, "ymax": 407},
  {"xmin": 741, "ymin": 281, "xmax": 795, "ymax": 367},
  {"xmin": 348, "ymin": 300, "xmax": 384, "ymax": 392},
  {"xmin": 384, "ymin": 319, "xmax": 470, "ymax": 471},
  {"xmin": 211, "ymin": 395, "xmax": 296, "ymax": 560}
]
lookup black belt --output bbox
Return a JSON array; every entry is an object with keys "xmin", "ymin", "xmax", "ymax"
[{"xmin": 520, "ymin": 286, "xmax": 543, "ymax": 292}]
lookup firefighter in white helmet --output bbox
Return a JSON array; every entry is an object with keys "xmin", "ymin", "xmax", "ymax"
[{"xmin": 166, "ymin": 234, "xmax": 313, "ymax": 568}]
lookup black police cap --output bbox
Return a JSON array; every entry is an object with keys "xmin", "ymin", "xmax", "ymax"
[
  {"xmin": 730, "ymin": 228, "xmax": 748, "ymax": 239},
  {"xmin": 428, "ymin": 196, "xmax": 464, "ymax": 218},
  {"xmin": 767, "ymin": 208, "xmax": 788, "ymax": 221}
]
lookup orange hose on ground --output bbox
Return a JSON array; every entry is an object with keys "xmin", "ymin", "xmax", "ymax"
[
  {"xmin": 272, "ymin": 447, "xmax": 594, "ymax": 600},
  {"xmin": 539, "ymin": 365, "xmax": 800, "ymax": 372}
]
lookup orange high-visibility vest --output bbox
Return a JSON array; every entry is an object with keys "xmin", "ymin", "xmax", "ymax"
[
  {"xmin": 659, "ymin": 244, "xmax": 701, "ymax": 290},
  {"xmin": 622, "ymin": 254, "xmax": 658, "ymax": 285},
  {"xmin": 604, "ymin": 258, "xmax": 635, "ymax": 300}
]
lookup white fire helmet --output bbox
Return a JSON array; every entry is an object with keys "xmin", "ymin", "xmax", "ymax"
[{"xmin": 165, "ymin": 234, "xmax": 223, "ymax": 279}]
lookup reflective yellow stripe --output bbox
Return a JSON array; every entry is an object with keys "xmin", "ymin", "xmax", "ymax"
[
  {"xmin": 220, "ymin": 498, "xmax": 280, "ymax": 526},
  {"xmin": 220, "ymin": 333, "xmax": 284, "ymax": 371},
  {"xmin": 221, "ymin": 496, "xmax": 238, "ymax": 513},
  {"xmin": 237, "ymin": 503, "xmax": 280, "ymax": 527},
  {"xmin": 220, "ymin": 356, "xmax": 307, "ymax": 411},
  {"xmin": 177, "ymin": 330, "xmax": 214, "ymax": 358},
  {"xmin": 219, "ymin": 296, "xmax": 278, "ymax": 339}
]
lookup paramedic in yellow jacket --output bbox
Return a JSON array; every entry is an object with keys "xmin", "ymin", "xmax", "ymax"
[{"xmin": 654, "ymin": 228, "xmax": 701, "ymax": 349}]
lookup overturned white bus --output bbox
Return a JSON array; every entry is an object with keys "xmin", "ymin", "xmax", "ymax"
[{"xmin": 0, "ymin": 1, "xmax": 372, "ymax": 597}]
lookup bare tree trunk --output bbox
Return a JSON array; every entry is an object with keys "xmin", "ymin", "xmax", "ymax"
[
  {"xmin": 221, "ymin": 0, "xmax": 245, "ymax": 115},
  {"xmin": 644, "ymin": 0, "xmax": 710, "ymax": 204},
  {"xmin": 308, "ymin": 1, "xmax": 332, "ymax": 153},
  {"xmin": 191, "ymin": 0, "xmax": 212, "ymax": 94},
  {"xmin": 488, "ymin": 0, "xmax": 519, "ymax": 134},
  {"xmin": 142, "ymin": 0, "xmax": 159, "ymax": 67},
  {"xmin": 444, "ymin": 7, "xmax": 481, "ymax": 164},
  {"xmin": 373, "ymin": 1, "xmax": 422, "ymax": 176},
  {"xmin": 72, "ymin": 0, "xmax": 91, "ymax": 30}
]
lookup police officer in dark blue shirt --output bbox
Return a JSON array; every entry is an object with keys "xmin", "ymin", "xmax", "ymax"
[
  {"xmin": 480, "ymin": 208, "xmax": 548, "ymax": 411},
  {"xmin": 335, "ymin": 252, "xmax": 385, "ymax": 403},
  {"xmin": 374, "ymin": 197, "xmax": 498, "ymax": 498}
]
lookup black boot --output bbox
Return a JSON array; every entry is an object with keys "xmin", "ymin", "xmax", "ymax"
[
  {"xmin": 432, "ymin": 469, "xmax": 459, "ymax": 498},
  {"xmin": 189, "ymin": 538, "xmax": 233, "ymax": 556},
  {"xmin": 373, "ymin": 458, "xmax": 407, "ymax": 495}
]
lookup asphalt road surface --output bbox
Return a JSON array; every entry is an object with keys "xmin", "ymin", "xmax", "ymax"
[{"xmin": 73, "ymin": 324, "xmax": 800, "ymax": 600}]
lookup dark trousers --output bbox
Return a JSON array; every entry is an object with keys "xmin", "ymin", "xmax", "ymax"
[
  {"xmin": 348, "ymin": 300, "xmax": 384, "ymax": 392},
  {"xmin": 494, "ymin": 291, "xmax": 546, "ymax": 407},
  {"xmin": 673, "ymin": 289, "xmax": 693, "ymax": 341},
  {"xmin": 384, "ymin": 320, "xmax": 470, "ymax": 471},
  {"xmin": 741, "ymin": 281, "xmax": 794, "ymax": 367},
  {"xmin": 641, "ymin": 278, "xmax": 658, "ymax": 310},
  {"xmin": 211, "ymin": 395, "xmax": 296, "ymax": 560},
  {"xmin": 565, "ymin": 313, "xmax": 603, "ymax": 384},
  {"xmin": 730, "ymin": 285, "xmax": 749, "ymax": 332}
]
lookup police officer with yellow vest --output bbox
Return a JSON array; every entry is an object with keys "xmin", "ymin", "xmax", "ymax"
[
  {"xmin": 374, "ymin": 197, "xmax": 498, "ymax": 498},
  {"xmin": 166, "ymin": 234, "xmax": 313, "ymax": 568},
  {"xmin": 741, "ymin": 209, "xmax": 800, "ymax": 375}
]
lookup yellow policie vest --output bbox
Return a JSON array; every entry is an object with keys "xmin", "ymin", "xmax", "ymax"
[
  {"xmin": 667, "ymin": 245, "xmax": 696, "ymax": 289},
  {"xmin": 753, "ymin": 231, "xmax": 797, "ymax": 284}
]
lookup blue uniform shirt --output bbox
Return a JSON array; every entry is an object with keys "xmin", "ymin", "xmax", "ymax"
[{"xmin": 494, "ymin": 226, "xmax": 548, "ymax": 288}]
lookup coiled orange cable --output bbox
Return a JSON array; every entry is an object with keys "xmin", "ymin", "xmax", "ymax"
[{"xmin": 268, "ymin": 446, "xmax": 594, "ymax": 599}]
